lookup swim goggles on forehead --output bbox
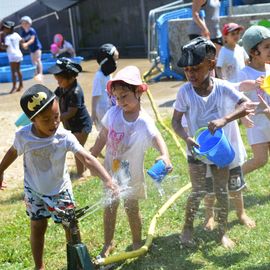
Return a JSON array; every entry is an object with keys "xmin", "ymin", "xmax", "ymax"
[{"xmin": 56, "ymin": 58, "xmax": 81, "ymax": 73}]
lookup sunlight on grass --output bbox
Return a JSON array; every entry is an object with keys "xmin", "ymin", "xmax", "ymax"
[{"xmin": 1, "ymin": 122, "xmax": 270, "ymax": 269}]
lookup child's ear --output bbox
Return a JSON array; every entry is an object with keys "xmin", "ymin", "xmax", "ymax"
[
  {"xmin": 209, "ymin": 59, "xmax": 216, "ymax": 71},
  {"xmin": 135, "ymin": 89, "xmax": 143, "ymax": 99}
]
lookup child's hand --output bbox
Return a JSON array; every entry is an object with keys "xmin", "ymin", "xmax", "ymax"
[
  {"xmin": 240, "ymin": 116, "xmax": 254, "ymax": 128},
  {"xmin": 258, "ymin": 94, "xmax": 270, "ymax": 119},
  {"xmin": 256, "ymin": 75, "xmax": 265, "ymax": 89},
  {"xmin": 22, "ymin": 43, "xmax": 28, "ymax": 50},
  {"xmin": 185, "ymin": 136, "xmax": 200, "ymax": 157},
  {"xmin": 156, "ymin": 155, "xmax": 173, "ymax": 173},
  {"xmin": 105, "ymin": 181, "xmax": 119, "ymax": 197},
  {"xmin": 208, "ymin": 118, "xmax": 227, "ymax": 134}
]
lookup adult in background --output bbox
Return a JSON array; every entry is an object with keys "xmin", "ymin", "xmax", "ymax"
[
  {"xmin": 20, "ymin": 16, "xmax": 43, "ymax": 80},
  {"xmin": 188, "ymin": 0, "xmax": 223, "ymax": 53}
]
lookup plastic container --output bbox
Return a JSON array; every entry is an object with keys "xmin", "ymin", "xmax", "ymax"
[
  {"xmin": 194, "ymin": 127, "xmax": 235, "ymax": 168},
  {"xmin": 15, "ymin": 112, "xmax": 31, "ymax": 127},
  {"xmin": 147, "ymin": 159, "xmax": 169, "ymax": 183},
  {"xmin": 0, "ymin": 65, "xmax": 36, "ymax": 83},
  {"xmin": 261, "ymin": 75, "xmax": 270, "ymax": 95}
]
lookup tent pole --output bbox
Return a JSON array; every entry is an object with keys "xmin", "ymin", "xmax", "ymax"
[{"xmin": 68, "ymin": 8, "xmax": 76, "ymax": 52}]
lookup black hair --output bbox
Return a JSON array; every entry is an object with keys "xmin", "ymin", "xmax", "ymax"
[
  {"xmin": 249, "ymin": 43, "xmax": 261, "ymax": 62},
  {"xmin": 111, "ymin": 81, "xmax": 137, "ymax": 94},
  {"xmin": 56, "ymin": 70, "xmax": 78, "ymax": 79}
]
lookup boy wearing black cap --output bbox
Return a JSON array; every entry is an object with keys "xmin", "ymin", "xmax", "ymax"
[
  {"xmin": 0, "ymin": 84, "xmax": 117, "ymax": 269},
  {"xmin": 172, "ymin": 37, "xmax": 257, "ymax": 248},
  {"xmin": 92, "ymin": 43, "xmax": 119, "ymax": 130},
  {"xmin": 48, "ymin": 58, "xmax": 92, "ymax": 178}
]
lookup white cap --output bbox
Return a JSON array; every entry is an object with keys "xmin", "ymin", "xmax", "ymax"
[{"xmin": 21, "ymin": 16, "xmax": 32, "ymax": 25}]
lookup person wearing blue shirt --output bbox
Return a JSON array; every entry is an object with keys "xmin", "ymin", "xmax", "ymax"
[{"xmin": 21, "ymin": 16, "xmax": 43, "ymax": 80}]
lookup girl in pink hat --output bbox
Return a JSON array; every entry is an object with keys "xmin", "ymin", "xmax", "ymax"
[{"xmin": 91, "ymin": 65, "xmax": 172, "ymax": 257}]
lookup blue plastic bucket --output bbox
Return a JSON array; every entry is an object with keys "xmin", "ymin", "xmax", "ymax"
[{"xmin": 194, "ymin": 128, "xmax": 235, "ymax": 167}]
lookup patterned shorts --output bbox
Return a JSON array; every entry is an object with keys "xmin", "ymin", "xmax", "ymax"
[
  {"xmin": 206, "ymin": 166, "xmax": 246, "ymax": 193},
  {"xmin": 24, "ymin": 186, "xmax": 75, "ymax": 223}
]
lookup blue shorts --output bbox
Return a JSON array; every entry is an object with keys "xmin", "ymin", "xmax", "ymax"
[{"xmin": 24, "ymin": 186, "xmax": 75, "ymax": 223}]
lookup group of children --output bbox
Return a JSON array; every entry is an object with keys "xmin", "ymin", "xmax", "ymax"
[
  {"xmin": 0, "ymin": 16, "xmax": 43, "ymax": 92},
  {"xmin": 0, "ymin": 22, "xmax": 270, "ymax": 269}
]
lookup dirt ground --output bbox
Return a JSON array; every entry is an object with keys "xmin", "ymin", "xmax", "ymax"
[{"xmin": 0, "ymin": 58, "xmax": 184, "ymax": 191}]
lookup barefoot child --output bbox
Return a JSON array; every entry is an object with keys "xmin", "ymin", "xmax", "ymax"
[
  {"xmin": 0, "ymin": 21, "xmax": 24, "ymax": 93},
  {"xmin": 172, "ymin": 37, "xmax": 257, "ymax": 249},
  {"xmin": 205, "ymin": 22, "xmax": 255, "ymax": 230},
  {"xmin": 237, "ymin": 26, "xmax": 270, "ymax": 176},
  {"xmin": 48, "ymin": 58, "xmax": 92, "ymax": 178},
  {"xmin": 91, "ymin": 66, "xmax": 171, "ymax": 257},
  {"xmin": 0, "ymin": 84, "xmax": 117, "ymax": 270},
  {"xmin": 92, "ymin": 43, "xmax": 119, "ymax": 130},
  {"xmin": 20, "ymin": 16, "xmax": 43, "ymax": 80}
]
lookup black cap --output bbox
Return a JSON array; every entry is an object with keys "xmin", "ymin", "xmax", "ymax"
[
  {"xmin": 96, "ymin": 43, "xmax": 116, "ymax": 64},
  {"xmin": 20, "ymin": 84, "xmax": 56, "ymax": 119},
  {"xmin": 177, "ymin": 37, "xmax": 216, "ymax": 67},
  {"xmin": 2, "ymin": 21, "xmax": 15, "ymax": 29},
  {"xmin": 48, "ymin": 57, "xmax": 82, "ymax": 75}
]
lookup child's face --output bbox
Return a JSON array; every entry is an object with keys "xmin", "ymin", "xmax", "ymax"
[
  {"xmin": 21, "ymin": 21, "xmax": 31, "ymax": 31},
  {"xmin": 183, "ymin": 59, "xmax": 215, "ymax": 88},
  {"xmin": 54, "ymin": 74, "xmax": 76, "ymax": 89},
  {"xmin": 112, "ymin": 86, "xmax": 141, "ymax": 113},
  {"xmin": 2, "ymin": 27, "xmax": 11, "ymax": 34},
  {"xmin": 251, "ymin": 38, "xmax": 270, "ymax": 65},
  {"xmin": 113, "ymin": 50, "xmax": 119, "ymax": 61},
  {"xmin": 225, "ymin": 30, "xmax": 241, "ymax": 45},
  {"xmin": 32, "ymin": 100, "xmax": 60, "ymax": 138}
]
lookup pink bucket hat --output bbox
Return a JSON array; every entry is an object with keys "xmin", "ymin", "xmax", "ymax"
[{"xmin": 107, "ymin": 66, "xmax": 148, "ymax": 95}]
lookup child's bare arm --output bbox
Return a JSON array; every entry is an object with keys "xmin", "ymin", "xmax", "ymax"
[
  {"xmin": 0, "ymin": 42, "xmax": 7, "ymax": 50},
  {"xmin": 258, "ymin": 95, "xmax": 270, "ymax": 119},
  {"xmin": 208, "ymin": 100, "xmax": 258, "ymax": 133},
  {"xmin": 75, "ymin": 148, "xmax": 117, "ymax": 192},
  {"xmin": 22, "ymin": 35, "xmax": 35, "ymax": 49},
  {"xmin": 60, "ymin": 107, "xmax": 78, "ymax": 121},
  {"xmin": 152, "ymin": 132, "xmax": 171, "ymax": 168},
  {"xmin": 90, "ymin": 127, "xmax": 108, "ymax": 157},
  {"xmin": 172, "ymin": 110, "xmax": 199, "ymax": 151},
  {"xmin": 0, "ymin": 146, "xmax": 18, "ymax": 189}
]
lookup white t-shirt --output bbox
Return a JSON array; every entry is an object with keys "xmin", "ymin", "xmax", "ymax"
[
  {"xmin": 238, "ymin": 65, "xmax": 270, "ymax": 145},
  {"xmin": 13, "ymin": 125, "xmax": 84, "ymax": 196},
  {"xmin": 216, "ymin": 45, "xmax": 248, "ymax": 83},
  {"xmin": 4, "ymin": 32, "xmax": 23, "ymax": 62},
  {"xmin": 92, "ymin": 70, "xmax": 111, "ymax": 124},
  {"xmin": 102, "ymin": 106, "xmax": 159, "ymax": 199},
  {"xmin": 173, "ymin": 78, "xmax": 246, "ymax": 168}
]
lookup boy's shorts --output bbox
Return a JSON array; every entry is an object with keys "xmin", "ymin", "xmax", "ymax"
[
  {"xmin": 206, "ymin": 166, "xmax": 246, "ymax": 193},
  {"xmin": 187, "ymin": 156, "xmax": 246, "ymax": 192},
  {"xmin": 24, "ymin": 186, "xmax": 75, "ymax": 223}
]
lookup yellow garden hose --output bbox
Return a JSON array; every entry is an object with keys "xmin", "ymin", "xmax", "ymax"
[{"xmin": 95, "ymin": 73, "xmax": 191, "ymax": 267}]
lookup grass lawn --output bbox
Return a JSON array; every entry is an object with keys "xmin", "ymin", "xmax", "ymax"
[{"xmin": 0, "ymin": 120, "xmax": 270, "ymax": 270}]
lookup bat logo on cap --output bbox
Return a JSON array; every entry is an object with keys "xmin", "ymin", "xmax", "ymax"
[{"xmin": 27, "ymin": 92, "xmax": 47, "ymax": 111}]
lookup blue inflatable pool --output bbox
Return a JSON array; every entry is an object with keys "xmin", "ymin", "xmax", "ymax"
[
  {"xmin": 0, "ymin": 52, "xmax": 9, "ymax": 67},
  {"xmin": 0, "ymin": 65, "xmax": 36, "ymax": 83}
]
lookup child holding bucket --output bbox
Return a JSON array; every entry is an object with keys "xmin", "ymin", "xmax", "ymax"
[
  {"xmin": 0, "ymin": 84, "xmax": 117, "ymax": 269},
  {"xmin": 236, "ymin": 26, "xmax": 270, "ymax": 176},
  {"xmin": 172, "ymin": 37, "xmax": 257, "ymax": 249},
  {"xmin": 90, "ymin": 65, "xmax": 171, "ymax": 257},
  {"xmin": 205, "ymin": 22, "xmax": 256, "ymax": 230}
]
